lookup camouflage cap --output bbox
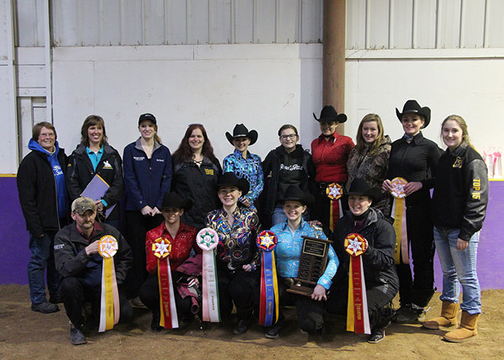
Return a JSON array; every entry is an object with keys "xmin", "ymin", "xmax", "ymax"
[{"xmin": 71, "ymin": 197, "xmax": 97, "ymax": 215}]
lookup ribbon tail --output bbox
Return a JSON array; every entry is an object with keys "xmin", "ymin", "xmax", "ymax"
[
  {"xmin": 111, "ymin": 258, "xmax": 120, "ymax": 325},
  {"xmin": 401, "ymin": 202, "xmax": 409, "ymax": 264},
  {"xmin": 98, "ymin": 257, "xmax": 114, "ymax": 332},
  {"xmin": 346, "ymin": 259, "xmax": 355, "ymax": 332},
  {"xmin": 360, "ymin": 259, "xmax": 371, "ymax": 334},
  {"xmin": 167, "ymin": 258, "xmax": 179, "ymax": 329}
]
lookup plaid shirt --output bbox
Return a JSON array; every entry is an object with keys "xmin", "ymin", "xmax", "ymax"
[{"xmin": 223, "ymin": 149, "xmax": 264, "ymax": 210}]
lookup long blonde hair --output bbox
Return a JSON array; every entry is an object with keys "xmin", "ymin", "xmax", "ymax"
[
  {"xmin": 355, "ymin": 114, "xmax": 385, "ymax": 156},
  {"xmin": 441, "ymin": 114, "xmax": 474, "ymax": 149}
]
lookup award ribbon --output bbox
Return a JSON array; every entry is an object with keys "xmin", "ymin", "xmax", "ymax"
[
  {"xmin": 256, "ymin": 230, "xmax": 279, "ymax": 327},
  {"xmin": 97, "ymin": 235, "xmax": 120, "ymax": 333},
  {"xmin": 153, "ymin": 237, "xmax": 179, "ymax": 329},
  {"xmin": 326, "ymin": 183, "xmax": 343, "ymax": 231},
  {"xmin": 390, "ymin": 177, "xmax": 409, "ymax": 264},
  {"xmin": 197, "ymin": 228, "xmax": 220, "ymax": 322},
  {"xmin": 344, "ymin": 233, "xmax": 371, "ymax": 335}
]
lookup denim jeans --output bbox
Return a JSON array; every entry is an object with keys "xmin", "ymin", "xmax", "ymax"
[
  {"xmin": 271, "ymin": 205, "xmax": 287, "ymax": 227},
  {"xmin": 434, "ymin": 226, "xmax": 481, "ymax": 314},
  {"xmin": 28, "ymin": 231, "xmax": 61, "ymax": 304}
]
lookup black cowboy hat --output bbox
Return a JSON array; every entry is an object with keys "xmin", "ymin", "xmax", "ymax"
[
  {"xmin": 395, "ymin": 100, "xmax": 431, "ymax": 128},
  {"xmin": 217, "ymin": 172, "xmax": 250, "ymax": 196},
  {"xmin": 345, "ymin": 178, "xmax": 382, "ymax": 204},
  {"xmin": 225, "ymin": 124, "xmax": 258, "ymax": 146},
  {"xmin": 282, "ymin": 185, "xmax": 315, "ymax": 206},
  {"xmin": 313, "ymin": 105, "xmax": 347, "ymax": 123},
  {"xmin": 138, "ymin": 113, "xmax": 157, "ymax": 125},
  {"xmin": 161, "ymin": 192, "xmax": 193, "ymax": 212}
]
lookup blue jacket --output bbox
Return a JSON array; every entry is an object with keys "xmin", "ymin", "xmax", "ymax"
[{"xmin": 123, "ymin": 138, "xmax": 172, "ymax": 211}]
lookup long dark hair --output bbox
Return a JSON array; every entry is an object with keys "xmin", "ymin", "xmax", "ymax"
[
  {"xmin": 80, "ymin": 115, "xmax": 108, "ymax": 147},
  {"xmin": 172, "ymin": 124, "xmax": 218, "ymax": 164}
]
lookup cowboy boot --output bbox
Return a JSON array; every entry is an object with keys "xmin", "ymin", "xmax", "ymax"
[
  {"xmin": 423, "ymin": 301, "xmax": 459, "ymax": 330},
  {"xmin": 443, "ymin": 311, "xmax": 480, "ymax": 342}
]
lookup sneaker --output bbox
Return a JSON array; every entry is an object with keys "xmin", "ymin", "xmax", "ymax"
[
  {"xmin": 265, "ymin": 324, "xmax": 281, "ymax": 339},
  {"xmin": 393, "ymin": 305, "xmax": 421, "ymax": 324},
  {"xmin": 233, "ymin": 319, "xmax": 250, "ymax": 335},
  {"xmin": 368, "ymin": 328, "xmax": 385, "ymax": 344},
  {"xmin": 31, "ymin": 301, "xmax": 59, "ymax": 314},
  {"xmin": 70, "ymin": 324, "xmax": 87, "ymax": 345}
]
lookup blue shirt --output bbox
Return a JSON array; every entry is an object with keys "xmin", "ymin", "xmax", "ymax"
[
  {"xmin": 223, "ymin": 149, "xmax": 264, "ymax": 210},
  {"xmin": 86, "ymin": 146, "xmax": 104, "ymax": 171},
  {"xmin": 270, "ymin": 219, "xmax": 338, "ymax": 290},
  {"xmin": 86, "ymin": 146, "xmax": 107, "ymax": 206}
]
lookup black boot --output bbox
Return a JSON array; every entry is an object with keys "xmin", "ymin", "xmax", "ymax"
[{"xmin": 151, "ymin": 312, "xmax": 162, "ymax": 332}]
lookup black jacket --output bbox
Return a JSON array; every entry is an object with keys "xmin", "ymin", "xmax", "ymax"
[
  {"xmin": 331, "ymin": 208, "xmax": 399, "ymax": 292},
  {"xmin": 171, "ymin": 156, "xmax": 222, "ymax": 230},
  {"xmin": 17, "ymin": 147, "xmax": 68, "ymax": 237},
  {"xmin": 67, "ymin": 144, "xmax": 123, "ymax": 220},
  {"xmin": 259, "ymin": 145, "xmax": 316, "ymax": 228},
  {"xmin": 432, "ymin": 143, "xmax": 488, "ymax": 241},
  {"xmin": 54, "ymin": 222, "xmax": 132, "ymax": 287}
]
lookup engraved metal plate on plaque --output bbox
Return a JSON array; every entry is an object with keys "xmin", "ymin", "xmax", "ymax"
[{"xmin": 286, "ymin": 236, "xmax": 333, "ymax": 297}]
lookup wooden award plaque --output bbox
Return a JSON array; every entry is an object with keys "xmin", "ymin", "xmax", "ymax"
[{"xmin": 286, "ymin": 236, "xmax": 333, "ymax": 297}]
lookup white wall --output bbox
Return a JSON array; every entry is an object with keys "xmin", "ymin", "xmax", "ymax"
[
  {"xmin": 345, "ymin": 49, "xmax": 504, "ymax": 159},
  {"xmin": 52, "ymin": 44, "xmax": 323, "ymax": 162}
]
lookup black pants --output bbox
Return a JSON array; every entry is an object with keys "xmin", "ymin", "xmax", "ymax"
[
  {"xmin": 396, "ymin": 191, "xmax": 435, "ymax": 307},
  {"xmin": 325, "ymin": 277, "xmax": 397, "ymax": 330},
  {"xmin": 276, "ymin": 279, "xmax": 325, "ymax": 334},
  {"xmin": 218, "ymin": 269, "xmax": 259, "ymax": 321},
  {"xmin": 139, "ymin": 275, "xmax": 194, "ymax": 321},
  {"xmin": 124, "ymin": 211, "xmax": 164, "ymax": 298},
  {"xmin": 313, "ymin": 182, "xmax": 348, "ymax": 235},
  {"xmin": 59, "ymin": 277, "xmax": 132, "ymax": 328}
]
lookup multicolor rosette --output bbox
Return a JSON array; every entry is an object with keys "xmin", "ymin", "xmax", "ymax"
[
  {"xmin": 197, "ymin": 228, "xmax": 220, "ymax": 322},
  {"xmin": 97, "ymin": 235, "xmax": 120, "ymax": 332},
  {"xmin": 390, "ymin": 177, "xmax": 409, "ymax": 264},
  {"xmin": 344, "ymin": 233, "xmax": 371, "ymax": 335},
  {"xmin": 256, "ymin": 230, "xmax": 279, "ymax": 327},
  {"xmin": 153, "ymin": 237, "xmax": 179, "ymax": 329},
  {"xmin": 326, "ymin": 183, "xmax": 344, "ymax": 231}
]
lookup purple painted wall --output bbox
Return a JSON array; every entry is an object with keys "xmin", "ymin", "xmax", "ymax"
[
  {"xmin": 1, "ymin": 177, "xmax": 503, "ymax": 290},
  {"xmin": 434, "ymin": 180, "xmax": 504, "ymax": 291},
  {"xmin": 0, "ymin": 176, "xmax": 31, "ymax": 285}
]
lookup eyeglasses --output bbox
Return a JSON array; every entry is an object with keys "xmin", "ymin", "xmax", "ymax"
[{"xmin": 280, "ymin": 134, "xmax": 297, "ymax": 140}]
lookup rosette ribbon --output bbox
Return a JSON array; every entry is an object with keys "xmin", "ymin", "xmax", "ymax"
[
  {"xmin": 197, "ymin": 228, "xmax": 220, "ymax": 322},
  {"xmin": 344, "ymin": 233, "xmax": 371, "ymax": 335},
  {"xmin": 326, "ymin": 183, "xmax": 344, "ymax": 231},
  {"xmin": 256, "ymin": 230, "xmax": 279, "ymax": 327},
  {"xmin": 390, "ymin": 177, "xmax": 409, "ymax": 264},
  {"xmin": 98, "ymin": 235, "xmax": 120, "ymax": 332},
  {"xmin": 153, "ymin": 237, "xmax": 179, "ymax": 329}
]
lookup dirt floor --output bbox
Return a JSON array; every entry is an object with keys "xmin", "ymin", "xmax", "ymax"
[{"xmin": 1, "ymin": 285, "xmax": 503, "ymax": 360}]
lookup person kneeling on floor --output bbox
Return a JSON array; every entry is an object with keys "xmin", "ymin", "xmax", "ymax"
[{"xmin": 54, "ymin": 197, "xmax": 133, "ymax": 345}]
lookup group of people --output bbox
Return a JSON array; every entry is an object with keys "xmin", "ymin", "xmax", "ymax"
[{"xmin": 17, "ymin": 100, "xmax": 488, "ymax": 346}]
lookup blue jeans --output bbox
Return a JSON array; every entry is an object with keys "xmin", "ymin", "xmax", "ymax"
[
  {"xmin": 271, "ymin": 205, "xmax": 287, "ymax": 227},
  {"xmin": 434, "ymin": 227, "xmax": 481, "ymax": 315},
  {"xmin": 28, "ymin": 231, "xmax": 61, "ymax": 304}
]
